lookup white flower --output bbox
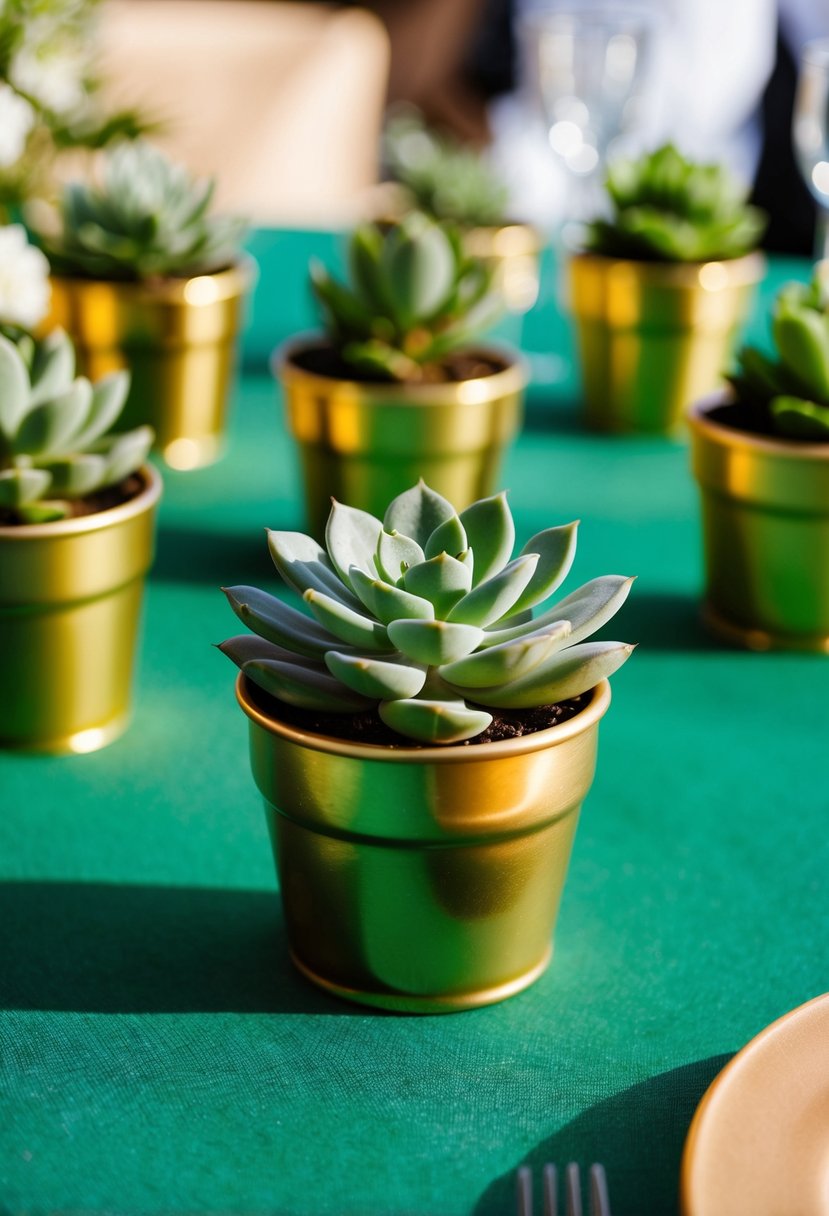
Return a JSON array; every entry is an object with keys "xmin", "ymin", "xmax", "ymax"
[
  {"xmin": 10, "ymin": 45, "xmax": 88, "ymax": 116},
  {"xmin": 0, "ymin": 84, "xmax": 36, "ymax": 169},
  {"xmin": 0, "ymin": 225, "xmax": 51, "ymax": 330}
]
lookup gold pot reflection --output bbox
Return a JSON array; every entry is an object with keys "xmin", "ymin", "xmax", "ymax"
[
  {"xmin": 689, "ymin": 394, "xmax": 829, "ymax": 651},
  {"xmin": 568, "ymin": 252, "xmax": 765, "ymax": 434},
  {"xmin": 277, "ymin": 340, "xmax": 526, "ymax": 538},
  {"xmin": 0, "ymin": 466, "xmax": 161, "ymax": 752},
  {"xmin": 237, "ymin": 674, "xmax": 612, "ymax": 1013},
  {"xmin": 47, "ymin": 260, "xmax": 254, "ymax": 470}
]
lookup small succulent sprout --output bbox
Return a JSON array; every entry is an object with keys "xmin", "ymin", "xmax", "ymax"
[
  {"xmin": 221, "ymin": 481, "xmax": 634, "ymax": 745},
  {"xmin": 310, "ymin": 211, "xmax": 501, "ymax": 382},
  {"xmin": 384, "ymin": 106, "xmax": 510, "ymax": 230},
  {"xmin": 729, "ymin": 267, "xmax": 829, "ymax": 440},
  {"xmin": 585, "ymin": 144, "xmax": 766, "ymax": 263},
  {"xmin": 43, "ymin": 141, "xmax": 248, "ymax": 281},
  {"xmin": 0, "ymin": 329, "xmax": 152, "ymax": 522}
]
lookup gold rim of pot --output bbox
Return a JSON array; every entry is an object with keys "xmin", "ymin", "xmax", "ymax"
[
  {"xmin": 236, "ymin": 675, "xmax": 611, "ymax": 1012},
  {"xmin": 688, "ymin": 392, "xmax": 829, "ymax": 651},
  {"xmin": 568, "ymin": 251, "xmax": 765, "ymax": 434},
  {"xmin": 0, "ymin": 465, "xmax": 162, "ymax": 752}
]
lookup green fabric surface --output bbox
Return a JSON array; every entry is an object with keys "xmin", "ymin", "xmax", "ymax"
[{"xmin": 2, "ymin": 245, "xmax": 827, "ymax": 1216}]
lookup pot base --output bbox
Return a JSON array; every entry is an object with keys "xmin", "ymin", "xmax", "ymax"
[
  {"xmin": 1, "ymin": 708, "xmax": 131, "ymax": 755},
  {"xmin": 702, "ymin": 602, "xmax": 829, "ymax": 654},
  {"xmin": 290, "ymin": 943, "xmax": 553, "ymax": 1014}
]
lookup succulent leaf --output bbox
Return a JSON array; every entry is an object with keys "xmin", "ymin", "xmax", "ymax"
[
  {"xmin": 0, "ymin": 335, "xmax": 31, "ymax": 443},
  {"xmin": 29, "ymin": 331, "xmax": 75, "ymax": 407},
  {"xmin": 769, "ymin": 396, "xmax": 829, "ymax": 439},
  {"xmin": 222, "ymin": 484, "xmax": 633, "ymax": 743},
  {"xmin": 12, "ymin": 378, "xmax": 92, "ymax": 458},
  {"xmin": 42, "ymin": 454, "xmax": 108, "ymax": 498},
  {"xmin": 324, "ymin": 651, "xmax": 427, "ymax": 700},
  {"xmin": 458, "ymin": 492, "xmax": 515, "ymax": 586},
  {"xmin": 0, "ymin": 466, "xmax": 52, "ymax": 508},
  {"xmin": 70, "ymin": 373, "xmax": 130, "ymax": 449}
]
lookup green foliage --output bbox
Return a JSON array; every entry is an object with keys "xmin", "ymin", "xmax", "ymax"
[
  {"xmin": 45, "ymin": 142, "xmax": 247, "ymax": 280},
  {"xmin": 384, "ymin": 107, "xmax": 510, "ymax": 230},
  {"xmin": 585, "ymin": 144, "xmax": 766, "ymax": 263},
  {"xmin": 221, "ymin": 481, "xmax": 634, "ymax": 745},
  {"xmin": 0, "ymin": 328, "xmax": 152, "ymax": 521},
  {"xmin": 730, "ymin": 268, "xmax": 829, "ymax": 440},
  {"xmin": 311, "ymin": 212, "xmax": 501, "ymax": 382}
]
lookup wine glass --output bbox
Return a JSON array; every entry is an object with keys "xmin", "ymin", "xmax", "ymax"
[
  {"xmin": 518, "ymin": 3, "xmax": 661, "ymax": 242},
  {"xmin": 793, "ymin": 38, "xmax": 829, "ymax": 261}
]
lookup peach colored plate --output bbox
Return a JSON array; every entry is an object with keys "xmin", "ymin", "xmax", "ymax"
[{"xmin": 680, "ymin": 993, "xmax": 829, "ymax": 1216}]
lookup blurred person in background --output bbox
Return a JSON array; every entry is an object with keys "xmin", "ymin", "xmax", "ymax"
[{"xmin": 367, "ymin": 0, "xmax": 829, "ymax": 253}]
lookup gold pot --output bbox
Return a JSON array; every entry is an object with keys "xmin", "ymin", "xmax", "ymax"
[
  {"xmin": 0, "ymin": 466, "xmax": 161, "ymax": 752},
  {"xmin": 236, "ymin": 674, "xmax": 612, "ymax": 1013},
  {"xmin": 47, "ymin": 260, "xmax": 254, "ymax": 470},
  {"xmin": 277, "ymin": 339, "xmax": 527, "ymax": 538},
  {"xmin": 464, "ymin": 222, "xmax": 543, "ymax": 315},
  {"xmin": 568, "ymin": 252, "xmax": 765, "ymax": 434},
  {"xmin": 689, "ymin": 394, "xmax": 829, "ymax": 651}
]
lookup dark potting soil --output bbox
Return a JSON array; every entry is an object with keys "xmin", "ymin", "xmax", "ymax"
[
  {"xmin": 707, "ymin": 398, "xmax": 829, "ymax": 442},
  {"xmin": 247, "ymin": 680, "xmax": 590, "ymax": 748},
  {"xmin": 290, "ymin": 344, "xmax": 505, "ymax": 386},
  {"xmin": 0, "ymin": 472, "xmax": 145, "ymax": 527}
]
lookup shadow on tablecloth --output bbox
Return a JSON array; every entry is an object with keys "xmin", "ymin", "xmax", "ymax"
[
  {"xmin": 473, "ymin": 1053, "xmax": 732, "ymax": 1216},
  {"xmin": 0, "ymin": 880, "xmax": 352, "ymax": 1016}
]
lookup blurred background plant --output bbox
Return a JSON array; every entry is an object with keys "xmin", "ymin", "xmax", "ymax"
[{"xmin": 0, "ymin": 0, "xmax": 148, "ymax": 221}]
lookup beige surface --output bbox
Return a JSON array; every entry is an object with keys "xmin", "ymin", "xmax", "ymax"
[
  {"xmin": 681, "ymin": 993, "xmax": 829, "ymax": 1216},
  {"xmin": 97, "ymin": 0, "xmax": 389, "ymax": 224}
]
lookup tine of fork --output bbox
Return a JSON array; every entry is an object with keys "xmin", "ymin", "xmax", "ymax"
[
  {"xmin": 516, "ymin": 1166, "xmax": 533, "ymax": 1216},
  {"xmin": 565, "ymin": 1162, "xmax": 583, "ymax": 1216},
  {"xmin": 589, "ymin": 1164, "xmax": 611, "ymax": 1216},
  {"xmin": 542, "ymin": 1162, "xmax": 558, "ymax": 1216}
]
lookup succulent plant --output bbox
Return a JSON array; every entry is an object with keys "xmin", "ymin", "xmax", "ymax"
[
  {"xmin": 43, "ymin": 141, "xmax": 247, "ymax": 280},
  {"xmin": 729, "ymin": 268, "xmax": 829, "ymax": 440},
  {"xmin": 585, "ymin": 144, "xmax": 766, "ymax": 263},
  {"xmin": 384, "ymin": 108, "xmax": 510, "ymax": 230},
  {"xmin": 311, "ymin": 212, "xmax": 500, "ymax": 382},
  {"xmin": 221, "ymin": 481, "xmax": 634, "ymax": 745},
  {"xmin": 0, "ymin": 328, "xmax": 152, "ymax": 522}
]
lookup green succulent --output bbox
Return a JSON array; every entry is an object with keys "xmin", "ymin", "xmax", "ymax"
[
  {"xmin": 311, "ymin": 212, "xmax": 501, "ymax": 382},
  {"xmin": 729, "ymin": 268, "xmax": 829, "ymax": 440},
  {"xmin": 585, "ymin": 144, "xmax": 766, "ymax": 263},
  {"xmin": 384, "ymin": 108, "xmax": 510, "ymax": 230},
  {"xmin": 44, "ymin": 141, "xmax": 247, "ymax": 280},
  {"xmin": 0, "ymin": 329, "xmax": 152, "ymax": 522},
  {"xmin": 220, "ymin": 481, "xmax": 634, "ymax": 745}
]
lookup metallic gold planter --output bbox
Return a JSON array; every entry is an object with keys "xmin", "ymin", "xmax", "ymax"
[
  {"xmin": 0, "ymin": 466, "xmax": 161, "ymax": 752},
  {"xmin": 236, "ymin": 674, "xmax": 611, "ymax": 1013},
  {"xmin": 47, "ymin": 261, "xmax": 254, "ymax": 470},
  {"xmin": 568, "ymin": 252, "xmax": 765, "ymax": 434},
  {"xmin": 277, "ymin": 340, "xmax": 527, "ymax": 538},
  {"xmin": 465, "ymin": 222, "xmax": 543, "ymax": 315},
  {"xmin": 689, "ymin": 395, "xmax": 829, "ymax": 651}
]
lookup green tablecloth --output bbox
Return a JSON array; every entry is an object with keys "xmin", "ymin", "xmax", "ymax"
[{"xmin": 2, "ymin": 243, "xmax": 827, "ymax": 1216}]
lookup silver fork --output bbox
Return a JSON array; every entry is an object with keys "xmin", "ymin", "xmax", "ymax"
[{"xmin": 515, "ymin": 1162, "xmax": 611, "ymax": 1216}]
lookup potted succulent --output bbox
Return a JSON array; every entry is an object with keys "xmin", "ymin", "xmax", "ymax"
[
  {"xmin": 689, "ymin": 267, "xmax": 829, "ymax": 650},
  {"xmin": 383, "ymin": 107, "xmax": 542, "ymax": 317},
  {"xmin": 39, "ymin": 141, "xmax": 253, "ymax": 470},
  {"xmin": 278, "ymin": 211, "xmax": 527, "ymax": 539},
  {"xmin": 569, "ymin": 144, "xmax": 767, "ymax": 434},
  {"xmin": 219, "ymin": 480, "xmax": 634, "ymax": 1012},
  {"xmin": 0, "ymin": 226, "xmax": 157, "ymax": 752}
]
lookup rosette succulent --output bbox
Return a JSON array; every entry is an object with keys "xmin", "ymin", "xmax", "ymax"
[
  {"xmin": 0, "ymin": 329, "xmax": 152, "ymax": 522},
  {"xmin": 586, "ymin": 144, "xmax": 766, "ymax": 263},
  {"xmin": 310, "ymin": 211, "xmax": 500, "ymax": 382},
  {"xmin": 729, "ymin": 268, "xmax": 829, "ymax": 440},
  {"xmin": 221, "ymin": 482, "xmax": 634, "ymax": 745},
  {"xmin": 384, "ymin": 108, "xmax": 510, "ymax": 230},
  {"xmin": 44, "ymin": 141, "xmax": 247, "ymax": 280}
]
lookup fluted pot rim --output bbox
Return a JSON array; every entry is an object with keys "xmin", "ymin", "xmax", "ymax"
[
  {"xmin": 273, "ymin": 333, "xmax": 529, "ymax": 402},
  {"xmin": 236, "ymin": 672, "xmax": 611, "ymax": 764},
  {"xmin": 0, "ymin": 463, "xmax": 162, "ymax": 542}
]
